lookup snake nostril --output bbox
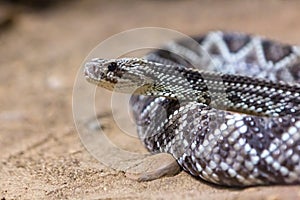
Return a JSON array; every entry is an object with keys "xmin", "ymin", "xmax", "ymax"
[
  {"xmin": 84, "ymin": 68, "xmax": 88, "ymax": 76},
  {"xmin": 92, "ymin": 64, "xmax": 97, "ymax": 73}
]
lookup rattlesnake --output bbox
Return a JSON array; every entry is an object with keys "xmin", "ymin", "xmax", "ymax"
[{"xmin": 84, "ymin": 31, "xmax": 300, "ymax": 186}]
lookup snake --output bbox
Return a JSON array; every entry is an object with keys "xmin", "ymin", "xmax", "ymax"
[{"xmin": 84, "ymin": 31, "xmax": 300, "ymax": 187}]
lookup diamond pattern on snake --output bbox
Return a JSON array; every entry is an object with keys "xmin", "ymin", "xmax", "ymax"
[{"xmin": 84, "ymin": 31, "xmax": 300, "ymax": 187}]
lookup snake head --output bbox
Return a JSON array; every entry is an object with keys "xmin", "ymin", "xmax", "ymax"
[{"xmin": 84, "ymin": 58, "xmax": 153, "ymax": 93}]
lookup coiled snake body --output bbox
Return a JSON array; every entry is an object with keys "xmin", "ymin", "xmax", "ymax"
[{"xmin": 85, "ymin": 31, "xmax": 300, "ymax": 186}]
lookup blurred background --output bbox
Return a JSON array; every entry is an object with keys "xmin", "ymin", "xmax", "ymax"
[{"xmin": 1, "ymin": 0, "xmax": 300, "ymax": 199}]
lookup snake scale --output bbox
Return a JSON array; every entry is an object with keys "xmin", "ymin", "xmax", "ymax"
[{"xmin": 84, "ymin": 31, "xmax": 300, "ymax": 187}]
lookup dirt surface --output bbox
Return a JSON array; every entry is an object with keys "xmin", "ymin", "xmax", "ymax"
[{"xmin": 1, "ymin": 0, "xmax": 300, "ymax": 199}]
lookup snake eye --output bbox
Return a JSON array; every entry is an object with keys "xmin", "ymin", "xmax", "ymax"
[{"xmin": 107, "ymin": 62, "xmax": 118, "ymax": 72}]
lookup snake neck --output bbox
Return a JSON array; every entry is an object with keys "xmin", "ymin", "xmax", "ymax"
[{"xmin": 133, "ymin": 63, "xmax": 300, "ymax": 117}]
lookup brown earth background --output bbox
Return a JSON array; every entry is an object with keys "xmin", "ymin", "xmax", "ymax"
[{"xmin": 1, "ymin": 0, "xmax": 300, "ymax": 199}]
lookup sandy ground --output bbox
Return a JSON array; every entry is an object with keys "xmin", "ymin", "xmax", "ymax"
[{"xmin": 1, "ymin": 0, "xmax": 300, "ymax": 199}]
